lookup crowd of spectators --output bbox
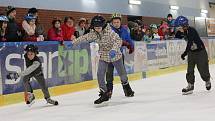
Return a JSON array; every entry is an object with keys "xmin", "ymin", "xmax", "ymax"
[{"xmin": 0, "ymin": 6, "xmax": 185, "ymax": 42}]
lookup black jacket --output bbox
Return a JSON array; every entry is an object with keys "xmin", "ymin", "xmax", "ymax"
[
  {"xmin": 6, "ymin": 17, "xmax": 22, "ymax": 42},
  {"xmin": 184, "ymin": 27, "xmax": 205, "ymax": 53},
  {"xmin": 24, "ymin": 54, "xmax": 42, "ymax": 75}
]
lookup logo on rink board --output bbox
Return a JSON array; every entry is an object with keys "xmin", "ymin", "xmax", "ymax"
[
  {"xmin": 0, "ymin": 42, "xmax": 93, "ymax": 94},
  {"xmin": 58, "ymin": 44, "xmax": 91, "ymax": 81}
]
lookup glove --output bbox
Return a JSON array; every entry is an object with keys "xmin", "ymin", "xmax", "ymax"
[
  {"xmin": 122, "ymin": 41, "xmax": 130, "ymax": 48},
  {"xmin": 64, "ymin": 42, "xmax": 73, "ymax": 49},
  {"xmin": 122, "ymin": 41, "xmax": 134, "ymax": 54},
  {"xmin": 6, "ymin": 73, "xmax": 19, "ymax": 81},
  {"xmin": 59, "ymin": 41, "xmax": 64, "ymax": 46},
  {"xmin": 109, "ymin": 50, "xmax": 117, "ymax": 59},
  {"xmin": 181, "ymin": 52, "xmax": 187, "ymax": 60},
  {"xmin": 128, "ymin": 47, "xmax": 134, "ymax": 54}
]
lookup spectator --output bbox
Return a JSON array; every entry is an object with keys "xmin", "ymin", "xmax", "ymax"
[
  {"xmin": 175, "ymin": 27, "xmax": 184, "ymax": 39},
  {"xmin": 167, "ymin": 14, "xmax": 176, "ymax": 36},
  {"xmin": 158, "ymin": 24, "xmax": 169, "ymax": 40},
  {"xmin": 167, "ymin": 14, "xmax": 175, "ymax": 27},
  {"xmin": 28, "ymin": 7, "xmax": 46, "ymax": 40},
  {"xmin": 0, "ymin": 15, "xmax": 9, "ymax": 41},
  {"xmin": 61, "ymin": 16, "xmax": 76, "ymax": 41},
  {"xmin": 143, "ymin": 28, "xmax": 152, "ymax": 43},
  {"xmin": 150, "ymin": 24, "xmax": 161, "ymax": 40},
  {"xmin": 160, "ymin": 19, "xmax": 168, "ymax": 26},
  {"xmin": 130, "ymin": 22, "xmax": 144, "ymax": 41},
  {"xmin": 84, "ymin": 19, "xmax": 92, "ymax": 34},
  {"xmin": 5, "ymin": 6, "xmax": 22, "ymax": 42},
  {"xmin": 22, "ymin": 14, "xmax": 42, "ymax": 41},
  {"xmin": 47, "ymin": 18, "xmax": 63, "ymax": 41},
  {"xmin": 75, "ymin": 18, "xmax": 87, "ymax": 37}
]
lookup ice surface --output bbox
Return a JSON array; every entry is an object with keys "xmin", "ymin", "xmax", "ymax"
[{"xmin": 0, "ymin": 65, "xmax": 215, "ymax": 121}]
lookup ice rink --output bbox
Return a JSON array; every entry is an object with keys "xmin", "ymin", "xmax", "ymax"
[{"xmin": 0, "ymin": 64, "xmax": 215, "ymax": 121}]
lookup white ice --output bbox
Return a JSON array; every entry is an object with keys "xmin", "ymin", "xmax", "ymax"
[{"xmin": 0, "ymin": 64, "xmax": 215, "ymax": 121}]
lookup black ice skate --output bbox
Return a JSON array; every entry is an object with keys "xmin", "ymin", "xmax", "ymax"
[
  {"xmin": 122, "ymin": 82, "xmax": 134, "ymax": 97},
  {"xmin": 94, "ymin": 91, "xmax": 109, "ymax": 104},
  {"xmin": 106, "ymin": 83, "xmax": 113, "ymax": 98},
  {"xmin": 46, "ymin": 98, "xmax": 59, "ymax": 105},
  {"xmin": 206, "ymin": 81, "xmax": 211, "ymax": 91},
  {"xmin": 25, "ymin": 92, "xmax": 35, "ymax": 106},
  {"xmin": 182, "ymin": 83, "xmax": 194, "ymax": 95}
]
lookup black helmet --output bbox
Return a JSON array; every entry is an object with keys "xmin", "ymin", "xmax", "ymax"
[
  {"xmin": 28, "ymin": 8, "xmax": 38, "ymax": 14},
  {"xmin": 24, "ymin": 44, "xmax": 39, "ymax": 54},
  {"xmin": 91, "ymin": 15, "xmax": 106, "ymax": 27}
]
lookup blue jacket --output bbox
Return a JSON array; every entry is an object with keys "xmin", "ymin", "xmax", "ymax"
[{"xmin": 110, "ymin": 25, "xmax": 134, "ymax": 51}]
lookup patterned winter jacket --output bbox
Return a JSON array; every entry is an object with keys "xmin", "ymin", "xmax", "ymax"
[{"xmin": 73, "ymin": 24, "xmax": 122, "ymax": 62}]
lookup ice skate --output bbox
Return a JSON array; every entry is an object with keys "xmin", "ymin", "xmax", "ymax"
[
  {"xmin": 46, "ymin": 98, "xmax": 59, "ymax": 105},
  {"xmin": 25, "ymin": 92, "xmax": 35, "ymax": 107},
  {"xmin": 182, "ymin": 83, "xmax": 194, "ymax": 95},
  {"xmin": 206, "ymin": 81, "xmax": 211, "ymax": 91},
  {"xmin": 122, "ymin": 83, "xmax": 134, "ymax": 97},
  {"xmin": 94, "ymin": 91, "xmax": 110, "ymax": 104}
]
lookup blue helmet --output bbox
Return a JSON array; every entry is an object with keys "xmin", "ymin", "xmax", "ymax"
[
  {"xmin": 0, "ymin": 15, "xmax": 9, "ymax": 22},
  {"xmin": 24, "ymin": 14, "xmax": 37, "ymax": 21},
  {"xmin": 174, "ymin": 16, "xmax": 189, "ymax": 27}
]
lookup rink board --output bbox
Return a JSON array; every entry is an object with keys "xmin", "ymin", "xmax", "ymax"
[{"xmin": 1, "ymin": 39, "xmax": 215, "ymax": 106}]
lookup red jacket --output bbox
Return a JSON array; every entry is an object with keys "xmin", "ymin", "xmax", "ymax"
[
  {"xmin": 158, "ymin": 28, "xmax": 164, "ymax": 37},
  {"xmin": 61, "ymin": 24, "xmax": 75, "ymax": 41},
  {"xmin": 47, "ymin": 28, "xmax": 63, "ymax": 41}
]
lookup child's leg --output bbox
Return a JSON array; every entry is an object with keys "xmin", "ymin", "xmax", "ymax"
[
  {"xmin": 105, "ymin": 63, "xmax": 114, "ymax": 91},
  {"xmin": 23, "ymin": 75, "xmax": 33, "ymax": 93},
  {"xmin": 196, "ymin": 50, "xmax": 210, "ymax": 82},
  {"xmin": 97, "ymin": 60, "xmax": 109, "ymax": 92},
  {"xmin": 34, "ymin": 73, "xmax": 50, "ymax": 99},
  {"xmin": 112, "ymin": 58, "xmax": 128, "ymax": 84},
  {"xmin": 112, "ymin": 58, "xmax": 134, "ymax": 96},
  {"xmin": 186, "ymin": 52, "xmax": 196, "ymax": 85}
]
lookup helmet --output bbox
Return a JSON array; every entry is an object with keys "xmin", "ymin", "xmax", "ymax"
[
  {"xmin": 24, "ymin": 44, "xmax": 39, "ymax": 54},
  {"xmin": 91, "ymin": 15, "xmax": 106, "ymax": 27},
  {"xmin": 112, "ymin": 12, "xmax": 122, "ymax": 20},
  {"xmin": 28, "ymin": 8, "xmax": 38, "ymax": 14},
  {"xmin": 150, "ymin": 24, "xmax": 157, "ymax": 29},
  {"xmin": 174, "ymin": 16, "xmax": 189, "ymax": 27},
  {"xmin": 0, "ymin": 15, "xmax": 9, "ymax": 22},
  {"xmin": 24, "ymin": 14, "xmax": 37, "ymax": 21},
  {"xmin": 6, "ymin": 6, "xmax": 16, "ymax": 16}
]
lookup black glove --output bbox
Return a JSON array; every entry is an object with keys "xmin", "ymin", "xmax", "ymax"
[
  {"xmin": 6, "ymin": 73, "xmax": 19, "ymax": 81},
  {"xmin": 59, "ymin": 41, "xmax": 64, "ymax": 46},
  {"xmin": 181, "ymin": 52, "xmax": 187, "ymax": 60}
]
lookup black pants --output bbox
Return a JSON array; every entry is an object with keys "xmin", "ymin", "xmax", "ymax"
[
  {"xmin": 106, "ymin": 55, "xmax": 126, "ymax": 90},
  {"xmin": 23, "ymin": 72, "xmax": 50, "ymax": 99},
  {"xmin": 186, "ymin": 49, "xmax": 210, "ymax": 84}
]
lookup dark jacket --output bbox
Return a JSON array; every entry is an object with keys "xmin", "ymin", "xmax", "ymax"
[
  {"xmin": 184, "ymin": 26, "xmax": 205, "ymax": 53},
  {"xmin": 24, "ymin": 54, "xmax": 42, "ymax": 75},
  {"xmin": 6, "ymin": 17, "xmax": 22, "ymax": 42}
]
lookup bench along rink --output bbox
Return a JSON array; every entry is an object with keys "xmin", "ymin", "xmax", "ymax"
[{"xmin": 0, "ymin": 65, "xmax": 215, "ymax": 121}]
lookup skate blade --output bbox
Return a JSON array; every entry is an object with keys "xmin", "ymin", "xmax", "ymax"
[
  {"xmin": 46, "ymin": 102, "xmax": 59, "ymax": 106},
  {"xmin": 94, "ymin": 101, "xmax": 109, "ymax": 108},
  {"xmin": 182, "ymin": 90, "xmax": 193, "ymax": 95},
  {"xmin": 27, "ymin": 100, "xmax": 35, "ymax": 107}
]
